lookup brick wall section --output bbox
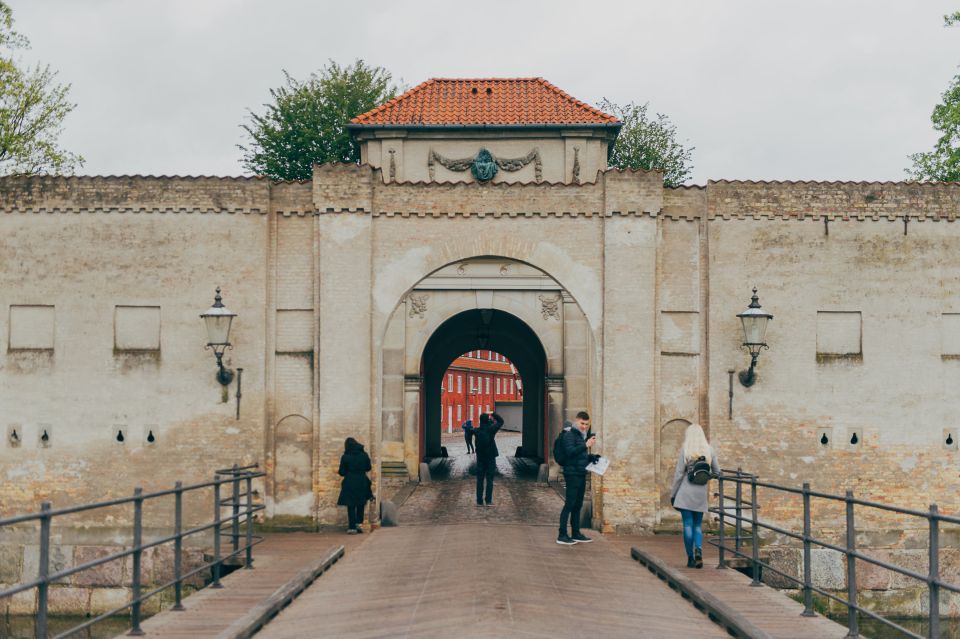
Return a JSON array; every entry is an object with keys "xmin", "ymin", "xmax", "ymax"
[
  {"xmin": 270, "ymin": 181, "xmax": 314, "ymax": 216},
  {"xmin": 707, "ymin": 180, "xmax": 960, "ymax": 220},
  {"xmin": 0, "ymin": 175, "xmax": 269, "ymax": 213}
]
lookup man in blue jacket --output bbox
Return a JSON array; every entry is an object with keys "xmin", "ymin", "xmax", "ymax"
[
  {"xmin": 557, "ymin": 411, "xmax": 598, "ymax": 545},
  {"xmin": 474, "ymin": 412, "xmax": 504, "ymax": 506}
]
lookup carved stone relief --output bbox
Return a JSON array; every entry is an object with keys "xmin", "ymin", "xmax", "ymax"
[
  {"xmin": 428, "ymin": 147, "xmax": 543, "ymax": 183},
  {"xmin": 388, "ymin": 148, "xmax": 397, "ymax": 181},
  {"xmin": 408, "ymin": 294, "xmax": 429, "ymax": 319},
  {"xmin": 538, "ymin": 295, "xmax": 561, "ymax": 321},
  {"xmin": 572, "ymin": 147, "xmax": 581, "ymax": 184}
]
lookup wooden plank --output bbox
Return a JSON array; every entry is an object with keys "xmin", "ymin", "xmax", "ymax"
[
  {"xmin": 119, "ymin": 532, "xmax": 364, "ymax": 638},
  {"xmin": 625, "ymin": 535, "xmax": 849, "ymax": 639}
]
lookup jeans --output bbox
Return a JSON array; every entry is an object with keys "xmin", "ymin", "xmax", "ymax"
[
  {"xmin": 476, "ymin": 456, "xmax": 496, "ymax": 504},
  {"xmin": 464, "ymin": 435, "xmax": 474, "ymax": 454},
  {"xmin": 680, "ymin": 509, "xmax": 704, "ymax": 557},
  {"xmin": 559, "ymin": 473, "xmax": 586, "ymax": 536},
  {"xmin": 347, "ymin": 503, "xmax": 365, "ymax": 530}
]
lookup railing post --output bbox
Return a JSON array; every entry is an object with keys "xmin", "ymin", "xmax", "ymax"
[
  {"xmin": 36, "ymin": 502, "xmax": 51, "ymax": 639},
  {"xmin": 845, "ymin": 490, "xmax": 858, "ymax": 638},
  {"xmin": 212, "ymin": 479, "xmax": 223, "ymax": 588},
  {"xmin": 929, "ymin": 504, "xmax": 940, "ymax": 639},
  {"xmin": 244, "ymin": 473, "xmax": 254, "ymax": 569},
  {"xmin": 750, "ymin": 475, "xmax": 761, "ymax": 586},
  {"xmin": 128, "ymin": 487, "xmax": 145, "ymax": 636},
  {"xmin": 173, "ymin": 481, "xmax": 185, "ymax": 611},
  {"xmin": 735, "ymin": 468, "xmax": 743, "ymax": 556},
  {"xmin": 231, "ymin": 464, "xmax": 240, "ymax": 556},
  {"xmin": 717, "ymin": 474, "xmax": 727, "ymax": 569},
  {"xmin": 801, "ymin": 482, "xmax": 815, "ymax": 617}
]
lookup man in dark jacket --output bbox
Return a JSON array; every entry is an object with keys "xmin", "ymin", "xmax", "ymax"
[
  {"xmin": 473, "ymin": 412, "xmax": 504, "ymax": 506},
  {"xmin": 557, "ymin": 411, "xmax": 597, "ymax": 545}
]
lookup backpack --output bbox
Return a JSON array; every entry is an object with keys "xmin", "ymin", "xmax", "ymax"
[
  {"xmin": 552, "ymin": 430, "xmax": 569, "ymax": 466},
  {"xmin": 686, "ymin": 456, "xmax": 713, "ymax": 485}
]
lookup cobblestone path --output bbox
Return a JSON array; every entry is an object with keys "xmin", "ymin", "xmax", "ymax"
[{"xmin": 399, "ymin": 433, "xmax": 561, "ymax": 526}]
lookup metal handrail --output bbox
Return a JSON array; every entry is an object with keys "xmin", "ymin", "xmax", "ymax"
[
  {"xmin": 709, "ymin": 468, "xmax": 958, "ymax": 639},
  {"xmin": 0, "ymin": 464, "xmax": 265, "ymax": 639}
]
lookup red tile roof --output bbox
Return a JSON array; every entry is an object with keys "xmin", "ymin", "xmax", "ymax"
[
  {"xmin": 449, "ymin": 357, "xmax": 517, "ymax": 374},
  {"xmin": 350, "ymin": 78, "xmax": 619, "ymax": 127}
]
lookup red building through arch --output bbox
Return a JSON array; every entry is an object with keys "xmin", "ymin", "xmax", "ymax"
[{"xmin": 440, "ymin": 350, "xmax": 523, "ymax": 432}]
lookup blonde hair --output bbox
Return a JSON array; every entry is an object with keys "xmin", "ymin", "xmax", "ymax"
[{"xmin": 682, "ymin": 423, "xmax": 712, "ymax": 463}]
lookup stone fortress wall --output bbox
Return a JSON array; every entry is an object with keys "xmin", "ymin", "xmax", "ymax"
[{"xmin": 2, "ymin": 169, "xmax": 960, "ymax": 613}]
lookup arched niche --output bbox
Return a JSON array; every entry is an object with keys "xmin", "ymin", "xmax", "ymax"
[{"xmin": 273, "ymin": 414, "xmax": 314, "ymax": 516}]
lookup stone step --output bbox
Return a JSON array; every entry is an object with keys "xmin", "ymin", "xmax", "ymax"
[{"xmin": 380, "ymin": 461, "xmax": 408, "ymax": 477}]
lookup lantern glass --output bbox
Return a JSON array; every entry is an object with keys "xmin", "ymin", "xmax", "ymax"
[
  {"xmin": 203, "ymin": 312, "xmax": 234, "ymax": 345},
  {"xmin": 740, "ymin": 313, "xmax": 769, "ymax": 346}
]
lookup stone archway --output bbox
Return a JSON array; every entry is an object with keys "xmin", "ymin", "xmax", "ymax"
[
  {"xmin": 421, "ymin": 309, "xmax": 547, "ymax": 461},
  {"xmin": 376, "ymin": 257, "xmax": 594, "ymax": 485}
]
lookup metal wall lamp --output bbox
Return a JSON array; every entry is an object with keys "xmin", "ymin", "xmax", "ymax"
[
  {"xmin": 737, "ymin": 288, "xmax": 773, "ymax": 387},
  {"xmin": 200, "ymin": 287, "xmax": 237, "ymax": 386}
]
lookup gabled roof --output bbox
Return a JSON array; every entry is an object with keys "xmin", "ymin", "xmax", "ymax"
[{"xmin": 349, "ymin": 78, "xmax": 620, "ymax": 128}]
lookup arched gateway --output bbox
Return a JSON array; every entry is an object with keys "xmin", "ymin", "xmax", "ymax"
[{"xmin": 378, "ymin": 258, "xmax": 592, "ymax": 485}]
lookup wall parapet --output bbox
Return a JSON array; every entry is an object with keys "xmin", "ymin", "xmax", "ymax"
[
  {"xmin": 0, "ymin": 175, "xmax": 271, "ymax": 215},
  {"xmin": 707, "ymin": 180, "xmax": 960, "ymax": 221}
]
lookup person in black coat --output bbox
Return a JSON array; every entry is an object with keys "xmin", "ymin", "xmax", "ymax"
[
  {"xmin": 337, "ymin": 437, "xmax": 373, "ymax": 534},
  {"xmin": 473, "ymin": 412, "xmax": 504, "ymax": 506},
  {"xmin": 557, "ymin": 411, "xmax": 598, "ymax": 545},
  {"xmin": 462, "ymin": 419, "xmax": 475, "ymax": 454}
]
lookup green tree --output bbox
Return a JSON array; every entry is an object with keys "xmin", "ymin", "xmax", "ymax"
[
  {"xmin": 906, "ymin": 73, "xmax": 960, "ymax": 181},
  {"xmin": 240, "ymin": 60, "xmax": 397, "ymax": 180},
  {"xmin": 599, "ymin": 98, "xmax": 694, "ymax": 187},
  {"xmin": 0, "ymin": 1, "xmax": 83, "ymax": 175}
]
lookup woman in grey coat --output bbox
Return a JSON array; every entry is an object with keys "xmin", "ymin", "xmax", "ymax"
[{"xmin": 670, "ymin": 423, "xmax": 720, "ymax": 568}]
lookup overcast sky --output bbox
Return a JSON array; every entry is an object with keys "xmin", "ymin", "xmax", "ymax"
[{"xmin": 7, "ymin": 1, "xmax": 960, "ymax": 184}]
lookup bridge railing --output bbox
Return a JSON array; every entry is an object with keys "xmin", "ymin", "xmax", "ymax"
[
  {"xmin": 0, "ymin": 463, "xmax": 265, "ymax": 639},
  {"xmin": 709, "ymin": 468, "xmax": 960, "ymax": 639}
]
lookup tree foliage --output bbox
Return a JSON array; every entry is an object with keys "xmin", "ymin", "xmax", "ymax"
[
  {"xmin": 906, "ymin": 14, "xmax": 960, "ymax": 181},
  {"xmin": 907, "ymin": 74, "xmax": 960, "ymax": 181},
  {"xmin": 239, "ymin": 60, "xmax": 397, "ymax": 180},
  {"xmin": 599, "ymin": 98, "xmax": 694, "ymax": 187},
  {"xmin": 0, "ymin": 1, "xmax": 83, "ymax": 176}
]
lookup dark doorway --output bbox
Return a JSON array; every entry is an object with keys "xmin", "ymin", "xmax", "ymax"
[{"xmin": 422, "ymin": 309, "xmax": 547, "ymax": 462}]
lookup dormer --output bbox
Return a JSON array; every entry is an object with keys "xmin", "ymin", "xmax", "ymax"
[{"xmin": 347, "ymin": 78, "xmax": 621, "ymax": 185}]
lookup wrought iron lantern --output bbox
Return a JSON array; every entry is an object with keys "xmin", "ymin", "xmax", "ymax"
[
  {"xmin": 736, "ymin": 287, "xmax": 773, "ymax": 387},
  {"xmin": 200, "ymin": 287, "xmax": 236, "ymax": 385}
]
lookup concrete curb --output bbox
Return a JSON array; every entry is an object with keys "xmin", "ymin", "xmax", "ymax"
[
  {"xmin": 214, "ymin": 544, "xmax": 345, "ymax": 639},
  {"xmin": 630, "ymin": 547, "xmax": 773, "ymax": 639}
]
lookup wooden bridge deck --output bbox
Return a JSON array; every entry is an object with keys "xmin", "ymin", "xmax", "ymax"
[
  {"xmin": 121, "ymin": 532, "xmax": 365, "ymax": 639},
  {"xmin": 255, "ymin": 523, "xmax": 733, "ymax": 639},
  {"xmin": 123, "ymin": 462, "xmax": 849, "ymax": 639},
  {"xmin": 612, "ymin": 534, "xmax": 850, "ymax": 639}
]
